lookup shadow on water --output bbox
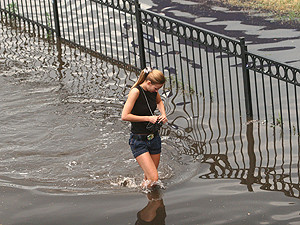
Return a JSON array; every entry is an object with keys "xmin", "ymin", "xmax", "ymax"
[{"xmin": 0, "ymin": 18, "xmax": 300, "ymax": 202}]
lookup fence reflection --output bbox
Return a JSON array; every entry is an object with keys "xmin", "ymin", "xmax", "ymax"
[
  {"xmin": 1, "ymin": 0, "xmax": 299, "ymax": 131},
  {"xmin": 161, "ymin": 89, "xmax": 300, "ymax": 199},
  {"xmin": 1, "ymin": 0, "xmax": 300, "ymax": 200}
]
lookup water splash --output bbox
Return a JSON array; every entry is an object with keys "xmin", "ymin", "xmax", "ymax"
[
  {"xmin": 140, "ymin": 179, "xmax": 166, "ymax": 194},
  {"xmin": 0, "ymin": 22, "xmax": 205, "ymax": 196},
  {"xmin": 111, "ymin": 177, "xmax": 138, "ymax": 189}
]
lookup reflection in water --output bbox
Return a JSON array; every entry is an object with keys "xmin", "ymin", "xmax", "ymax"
[
  {"xmin": 1, "ymin": 15, "xmax": 300, "ymax": 202},
  {"xmin": 136, "ymin": 188, "xmax": 166, "ymax": 225},
  {"xmin": 199, "ymin": 122, "xmax": 300, "ymax": 199},
  {"xmin": 0, "ymin": 21, "xmax": 204, "ymax": 194},
  {"xmin": 0, "ymin": 21, "xmax": 141, "ymax": 194}
]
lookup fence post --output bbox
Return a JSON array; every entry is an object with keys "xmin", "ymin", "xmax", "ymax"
[
  {"xmin": 52, "ymin": 0, "xmax": 61, "ymax": 38},
  {"xmin": 134, "ymin": 0, "xmax": 146, "ymax": 69},
  {"xmin": 240, "ymin": 37, "xmax": 253, "ymax": 119}
]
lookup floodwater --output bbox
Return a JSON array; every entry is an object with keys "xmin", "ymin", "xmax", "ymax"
[
  {"xmin": 1, "ymin": 6, "xmax": 300, "ymax": 225},
  {"xmin": 0, "ymin": 22, "xmax": 204, "ymax": 195}
]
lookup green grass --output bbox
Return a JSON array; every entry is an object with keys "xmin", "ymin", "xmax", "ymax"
[
  {"xmin": 6, "ymin": 2, "xmax": 18, "ymax": 14},
  {"xmin": 222, "ymin": 0, "xmax": 300, "ymax": 23}
]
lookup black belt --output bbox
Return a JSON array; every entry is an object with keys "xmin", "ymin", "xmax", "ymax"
[{"xmin": 131, "ymin": 132, "xmax": 158, "ymax": 141}]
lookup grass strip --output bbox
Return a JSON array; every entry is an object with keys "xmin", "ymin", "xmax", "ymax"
[{"xmin": 222, "ymin": 0, "xmax": 300, "ymax": 23}]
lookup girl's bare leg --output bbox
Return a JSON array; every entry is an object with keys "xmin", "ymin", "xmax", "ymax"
[
  {"xmin": 151, "ymin": 153, "xmax": 160, "ymax": 168},
  {"xmin": 143, "ymin": 153, "xmax": 160, "ymax": 181},
  {"xmin": 136, "ymin": 152, "xmax": 159, "ymax": 187}
]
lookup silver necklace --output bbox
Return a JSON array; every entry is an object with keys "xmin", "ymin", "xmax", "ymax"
[{"xmin": 140, "ymin": 86, "xmax": 154, "ymax": 116}]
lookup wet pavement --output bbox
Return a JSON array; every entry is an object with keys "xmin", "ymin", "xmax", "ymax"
[{"xmin": 140, "ymin": 0, "xmax": 300, "ymax": 68}]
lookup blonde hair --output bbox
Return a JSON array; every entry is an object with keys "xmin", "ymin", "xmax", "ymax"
[{"xmin": 132, "ymin": 69, "xmax": 166, "ymax": 89}]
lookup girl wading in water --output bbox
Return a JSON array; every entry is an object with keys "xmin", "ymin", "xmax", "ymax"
[{"xmin": 121, "ymin": 67, "xmax": 167, "ymax": 190}]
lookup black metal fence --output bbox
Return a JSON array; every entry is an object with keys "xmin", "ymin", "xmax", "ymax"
[
  {"xmin": 1, "ymin": 0, "xmax": 300, "ymax": 198},
  {"xmin": 1, "ymin": 0, "xmax": 299, "ymax": 129}
]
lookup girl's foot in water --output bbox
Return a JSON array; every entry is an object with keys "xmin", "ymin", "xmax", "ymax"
[{"xmin": 140, "ymin": 179, "xmax": 165, "ymax": 193}]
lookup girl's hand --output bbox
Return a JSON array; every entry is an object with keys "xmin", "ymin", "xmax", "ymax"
[
  {"xmin": 158, "ymin": 115, "xmax": 168, "ymax": 124},
  {"xmin": 148, "ymin": 116, "xmax": 159, "ymax": 124}
]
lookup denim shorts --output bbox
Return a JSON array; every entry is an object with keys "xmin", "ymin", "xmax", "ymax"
[{"xmin": 129, "ymin": 133, "xmax": 161, "ymax": 158}]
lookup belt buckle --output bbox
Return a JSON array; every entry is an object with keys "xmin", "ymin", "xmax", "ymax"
[{"xmin": 147, "ymin": 134, "xmax": 154, "ymax": 141}]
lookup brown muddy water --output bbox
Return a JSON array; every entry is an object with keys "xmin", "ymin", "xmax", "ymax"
[{"xmin": 0, "ymin": 15, "xmax": 300, "ymax": 225}]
